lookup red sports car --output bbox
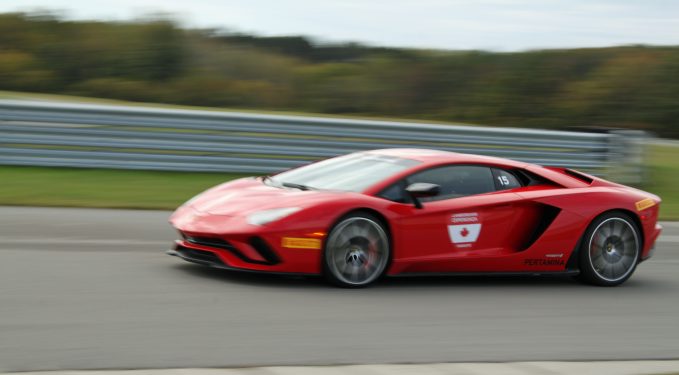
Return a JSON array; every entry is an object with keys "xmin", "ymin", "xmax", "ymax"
[{"xmin": 168, "ymin": 149, "xmax": 662, "ymax": 287}]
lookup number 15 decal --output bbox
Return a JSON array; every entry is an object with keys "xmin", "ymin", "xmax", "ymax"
[{"xmin": 497, "ymin": 175, "xmax": 510, "ymax": 186}]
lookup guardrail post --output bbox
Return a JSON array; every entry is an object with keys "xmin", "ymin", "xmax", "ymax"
[{"xmin": 606, "ymin": 130, "xmax": 646, "ymax": 185}]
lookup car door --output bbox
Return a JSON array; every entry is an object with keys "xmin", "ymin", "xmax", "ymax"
[{"xmin": 382, "ymin": 164, "xmax": 540, "ymax": 273}]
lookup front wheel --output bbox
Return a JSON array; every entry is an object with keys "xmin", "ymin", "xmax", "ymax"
[
  {"xmin": 323, "ymin": 212, "xmax": 390, "ymax": 288},
  {"xmin": 578, "ymin": 212, "xmax": 641, "ymax": 286}
]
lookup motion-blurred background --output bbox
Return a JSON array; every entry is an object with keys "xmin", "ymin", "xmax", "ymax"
[
  {"xmin": 3, "ymin": 3, "xmax": 679, "ymax": 373},
  {"xmin": 0, "ymin": 1, "xmax": 677, "ymax": 217}
]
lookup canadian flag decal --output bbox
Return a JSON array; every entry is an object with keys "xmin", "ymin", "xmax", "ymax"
[{"xmin": 448, "ymin": 223, "xmax": 481, "ymax": 244}]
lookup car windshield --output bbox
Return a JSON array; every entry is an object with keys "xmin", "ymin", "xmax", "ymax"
[{"xmin": 269, "ymin": 153, "xmax": 420, "ymax": 192}]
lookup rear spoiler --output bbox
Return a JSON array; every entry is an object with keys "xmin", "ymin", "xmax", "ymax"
[{"xmin": 543, "ymin": 166, "xmax": 623, "ymax": 188}]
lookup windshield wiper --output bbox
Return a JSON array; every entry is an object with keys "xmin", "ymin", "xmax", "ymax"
[
  {"xmin": 260, "ymin": 176, "xmax": 312, "ymax": 191},
  {"xmin": 281, "ymin": 182, "xmax": 312, "ymax": 191}
]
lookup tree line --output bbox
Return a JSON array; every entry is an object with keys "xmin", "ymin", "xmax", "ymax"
[{"xmin": 1, "ymin": 12, "xmax": 678, "ymax": 137}]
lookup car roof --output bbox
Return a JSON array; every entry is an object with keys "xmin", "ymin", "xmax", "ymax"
[{"xmin": 364, "ymin": 148, "xmax": 530, "ymax": 168}]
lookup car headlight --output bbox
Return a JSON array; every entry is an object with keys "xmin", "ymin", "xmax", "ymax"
[{"xmin": 247, "ymin": 207, "xmax": 301, "ymax": 226}]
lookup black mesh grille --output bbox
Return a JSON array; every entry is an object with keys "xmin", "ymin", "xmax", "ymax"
[
  {"xmin": 180, "ymin": 233, "xmax": 276, "ymax": 265},
  {"xmin": 184, "ymin": 235, "xmax": 237, "ymax": 252}
]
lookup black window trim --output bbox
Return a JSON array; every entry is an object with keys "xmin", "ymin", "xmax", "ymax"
[{"xmin": 376, "ymin": 164, "xmax": 557, "ymax": 204}]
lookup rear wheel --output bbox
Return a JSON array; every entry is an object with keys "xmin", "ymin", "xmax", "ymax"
[
  {"xmin": 323, "ymin": 212, "xmax": 390, "ymax": 288},
  {"xmin": 578, "ymin": 212, "xmax": 641, "ymax": 286}
]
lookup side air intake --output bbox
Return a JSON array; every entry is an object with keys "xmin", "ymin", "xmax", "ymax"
[{"xmin": 520, "ymin": 204, "xmax": 561, "ymax": 251}]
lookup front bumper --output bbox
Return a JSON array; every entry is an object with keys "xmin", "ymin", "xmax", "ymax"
[
  {"xmin": 167, "ymin": 243, "xmax": 317, "ymax": 276},
  {"xmin": 168, "ymin": 246, "xmax": 235, "ymax": 270},
  {"xmin": 642, "ymin": 223, "xmax": 663, "ymax": 261},
  {"xmin": 168, "ymin": 205, "xmax": 326, "ymax": 274}
]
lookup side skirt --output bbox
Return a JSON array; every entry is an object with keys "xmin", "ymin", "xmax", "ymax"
[{"xmin": 389, "ymin": 270, "xmax": 580, "ymax": 278}]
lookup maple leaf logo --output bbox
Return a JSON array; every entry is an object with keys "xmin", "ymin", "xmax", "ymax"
[{"xmin": 460, "ymin": 227, "xmax": 469, "ymax": 237}]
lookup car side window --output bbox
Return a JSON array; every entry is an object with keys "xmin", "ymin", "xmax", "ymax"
[
  {"xmin": 492, "ymin": 168, "xmax": 522, "ymax": 190},
  {"xmin": 378, "ymin": 180, "xmax": 411, "ymax": 203},
  {"xmin": 407, "ymin": 165, "xmax": 495, "ymax": 202}
]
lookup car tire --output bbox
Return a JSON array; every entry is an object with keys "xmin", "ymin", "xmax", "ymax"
[
  {"xmin": 322, "ymin": 212, "xmax": 390, "ymax": 288},
  {"xmin": 578, "ymin": 211, "xmax": 641, "ymax": 286}
]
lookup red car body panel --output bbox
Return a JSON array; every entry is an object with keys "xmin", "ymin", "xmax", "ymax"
[{"xmin": 169, "ymin": 149, "xmax": 662, "ymax": 277}]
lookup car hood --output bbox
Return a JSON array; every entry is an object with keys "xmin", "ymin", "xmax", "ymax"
[{"xmin": 186, "ymin": 178, "xmax": 350, "ymax": 216}]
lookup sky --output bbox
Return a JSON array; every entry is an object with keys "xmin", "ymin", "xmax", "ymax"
[{"xmin": 1, "ymin": 0, "xmax": 678, "ymax": 51}]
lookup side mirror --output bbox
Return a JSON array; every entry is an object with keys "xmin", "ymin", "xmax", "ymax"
[{"xmin": 405, "ymin": 183, "xmax": 440, "ymax": 209}]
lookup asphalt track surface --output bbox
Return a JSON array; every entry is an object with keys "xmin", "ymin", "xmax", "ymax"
[{"xmin": 1, "ymin": 206, "xmax": 678, "ymax": 372}]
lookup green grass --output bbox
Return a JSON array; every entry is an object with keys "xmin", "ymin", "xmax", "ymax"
[
  {"xmin": 1, "ymin": 145, "xmax": 678, "ymax": 218},
  {"xmin": 646, "ymin": 144, "xmax": 679, "ymax": 220},
  {"xmin": 0, "ymin": 166, "xmax": 249, "ymax": 210}
]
